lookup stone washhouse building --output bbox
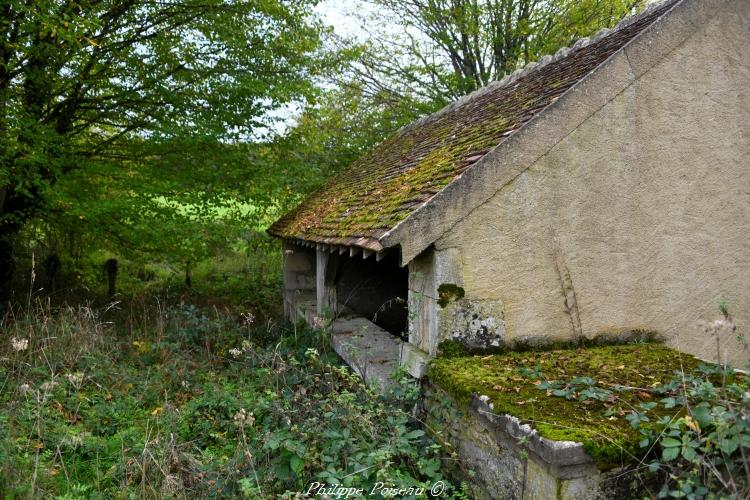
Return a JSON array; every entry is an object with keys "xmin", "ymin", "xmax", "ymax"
[{"xmin": 269, "ymin": 0, "xmax": 749, "ymax": 385}]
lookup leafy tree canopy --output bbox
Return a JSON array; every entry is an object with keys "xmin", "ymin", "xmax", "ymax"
[
  {"xmin": 0, "ymin": 0, "xmax": 331, "ymax": 288},
  {"xmin": 330, "ymin": 0, "xmax": 647, "ymax": 119}
]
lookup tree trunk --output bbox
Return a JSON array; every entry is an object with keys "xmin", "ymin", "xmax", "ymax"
[
  {"xmin": 44, "ymin": 254, "xmax": 60, "ymax": 293},
  {"xmin": 185, "ymin": 261, "xmax": 192, "ymax": 288},
  {"xmin": 0, "ymin": 235, "xmax": 14, "ymax": 304},
  {"xmin": 105, "ymin": 258, "xmax": 118, "ymax": 299}
]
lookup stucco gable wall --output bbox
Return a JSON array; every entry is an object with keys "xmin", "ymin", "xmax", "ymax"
[{"xmin": 435, "ymin": 1, "xmax": 750, "ymax": 365}]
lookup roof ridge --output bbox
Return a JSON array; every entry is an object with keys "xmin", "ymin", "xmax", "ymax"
[
  {"xmin": 395, "ymin": 0, "xmax": 677, "ymax": 137},
  {"xmin": 269, "ymin": 0, "xmax": 685, "ymax": 249}
]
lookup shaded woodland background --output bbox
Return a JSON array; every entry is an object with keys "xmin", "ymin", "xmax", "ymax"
[{"xmin": 0, "ymin": 0, "xmax": 646, "ymax": 311}]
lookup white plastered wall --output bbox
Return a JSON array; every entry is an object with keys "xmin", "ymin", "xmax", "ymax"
[{"xmin": 435, "ymin": 1, "xmax": 750, "ymax": 365}]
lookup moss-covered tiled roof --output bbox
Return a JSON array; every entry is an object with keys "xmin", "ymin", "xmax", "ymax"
[{"xmin": 268, "ymin": 1, "xmax": 678, "ymax": 249}]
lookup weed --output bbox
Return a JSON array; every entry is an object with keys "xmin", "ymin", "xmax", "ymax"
[
  {"xmin": 517, "ymin": 306, "xmax": 750, "ymax": 498},
  {"xmin": 0, "ymin": 299, "xmax": 463, "ymax": 498}
]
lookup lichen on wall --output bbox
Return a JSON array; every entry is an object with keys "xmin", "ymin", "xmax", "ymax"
[{"xmin": 439, "ymin": 298, "xmax": 505, "ymax": 349}]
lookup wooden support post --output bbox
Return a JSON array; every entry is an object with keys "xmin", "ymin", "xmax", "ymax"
[{"xmin": 316, "ymin": 248, "xmax": 337, "ymax": 317}]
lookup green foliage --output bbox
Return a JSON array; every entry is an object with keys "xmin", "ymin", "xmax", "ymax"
[
  {"xmin": 341, "ymin": 0, "xmax": 648, "ymax": 104},
  {"xmin": 0, "ymin": 0, "xmax": 331, "ymax": 290},
  {"xmin": 516, "ymin": 312, "xmax": 750, "ymax": 498},
  {"xmin": 385, "ymin": 366, "xmax": 424, "ymax": 411},
  {"xmin": 12, "ymin": 228, "xmax": 284, "ymax": 322},
  {"xmin": 0, "ymin": 299, "xmax": 464, "ymax": 498},
  {"xmin": 528, "ymin": 361, "xmax": 750, "ymax": 498},
  {"xmin": 276, "ymin": 81, "xmax": 422, "ymax": 181},
  {"xmin": 436, "ymin": 340, "xmax": 469, "ymax": 359}
]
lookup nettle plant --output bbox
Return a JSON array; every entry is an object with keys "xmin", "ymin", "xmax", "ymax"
[{"xmin": 521, "ymin": 307, "xmax": 750, "ymax": 499}]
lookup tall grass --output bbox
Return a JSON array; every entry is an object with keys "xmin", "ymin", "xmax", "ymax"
[
  {"xmin": 8, "ymin": 232, "xmax": 283, "ymax": 322},
  {"xmin": 0, "ymin": 298, "xmax": 462, "ymax": 499}
]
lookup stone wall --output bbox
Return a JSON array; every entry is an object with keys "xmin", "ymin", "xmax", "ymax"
[
  {"xmin": 433, "ymin": 0, "xmax": 750, "ymax": 365},
  {"xmin": 421, "ymin": 384, "xmax": 641, "ymax": 500},
  {"xmin": 406, "ymin": 246, "xmax": 507, "ymax": 357},
  {"xmin": 282, "ymin": 241, "xmax": 317, "ymax": 322}
]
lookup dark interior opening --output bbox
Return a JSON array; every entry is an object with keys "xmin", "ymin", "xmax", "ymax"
[{"xmin": 335, "ymin": 251, "xmax": 408, "ymax": 339}]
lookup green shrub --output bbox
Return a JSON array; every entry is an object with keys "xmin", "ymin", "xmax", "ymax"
[
  {"xmin": 0, "ymin": 299, "xmax": 463, "ymax": 498},
  {"xmin": 519, "ymin": 309, "xmax": 750, "ymax": 499}
]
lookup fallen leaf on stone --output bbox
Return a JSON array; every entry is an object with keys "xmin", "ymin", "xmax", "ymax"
[{"xmin": 637, "ymin": 391, "xmax": 653, "ymax": 401}]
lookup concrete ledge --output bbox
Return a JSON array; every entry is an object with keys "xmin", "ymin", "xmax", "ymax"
[
  {"xmin": 288, "ymin": 291, "xmax": 316, "ymax": 324},
  {"xmin": 399, "ymin": 342, "xmax": 429, "ymax": 378},
  {"xmin": 422, "ymin": 384, "xmax": 640, "ymax": 499},
  {"xmin": 471, "ymin": 397, "xmax": 593, "ymax": 467},
  {"xmin": 330, "ymin": 314, "xmax": 403, "ymax": 393}
]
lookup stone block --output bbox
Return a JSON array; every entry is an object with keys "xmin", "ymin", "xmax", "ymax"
[
  {"xmin": 330, "ymin": 315, "xmax": 403, "ymax": 393},
  {"xmin": 422, "ymin": 384, "xmax": 635, "ymax": 499},
  {"xmin": 399, "ymin": 342, "xmax": 429, "ymax": 378}
]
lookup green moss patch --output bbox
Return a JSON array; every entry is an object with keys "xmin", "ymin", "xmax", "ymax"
[
  {"xmin": 436, "ymin": 339, "xmax": 470, "ymax": 358},
  {"xmin": 428, "ymin": 343, "xmax": 702, "ymax": 467},
  {"xmin": 437, "ymin": 283, "xmax": 465, "ymax": 308}
]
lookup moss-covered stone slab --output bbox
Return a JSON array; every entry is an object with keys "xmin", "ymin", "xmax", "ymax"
[{"xmin": 428, "ymin": 343, "xmax": 701, "ymax": 467}]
